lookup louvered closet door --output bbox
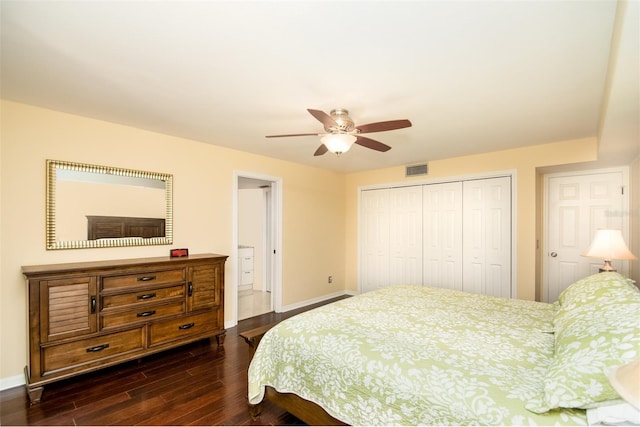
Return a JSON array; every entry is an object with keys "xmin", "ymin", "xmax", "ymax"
[
  {"xmin": 361, "ymin": 189, "xmax": 390, "ymax": 293},
  {"xmin": 462, "ymin": 177, "xmax": 512, "ymax": 298},
  {"xmin": 389, "ymin": 186, "xmax": 423, "ymax": 286},
  {"xmin": 423, "ymin": 182, "xmax": 463, "ymax": 290}
]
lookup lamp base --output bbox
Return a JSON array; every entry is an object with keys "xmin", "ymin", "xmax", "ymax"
[{"xmin": 599, "ymin": 260, "xmax": 617, "ymax": 273}]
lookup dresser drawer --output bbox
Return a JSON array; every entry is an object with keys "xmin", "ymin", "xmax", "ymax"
[
  {"xmin": 240, "ymin": 255, "xmax": 254, "ymax": 270},
  {"xmin": 101, "ymin": 301, "xmax": 185, "ymax": 329},
  {"xmin": 240, "ymin": 270, "xmax": 254, "ymax": 285},
  {"xmin": 149, "ymin": 311, "xmax": 219, "ymax": 346},
  {"xmin": 102, "ymin": 285, "xmax": 185, "ymax": 309},
  {"xmin": 102, "ymin": 269, "xmax": 185, "ymax": 290},
  {"xmin": 42, "ymin": 327, "xmax": 144, "ymax": 373}
]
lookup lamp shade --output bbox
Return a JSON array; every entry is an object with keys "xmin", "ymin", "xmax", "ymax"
[
  {"xmin": 321, "ymin": 133, "xmax": 357, "ymax": 155},
  {"xmin": 609, "ymin": 360, "xmax": 640, "ymax": 409},
  {"xmin": 582, "ymin": 229, "xmax": 637, "ymax": 260}
]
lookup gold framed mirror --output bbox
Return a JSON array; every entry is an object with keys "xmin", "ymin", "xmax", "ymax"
[{"xmin": 46, "ymin": 160, "xmax": 173, "ymax": 250}]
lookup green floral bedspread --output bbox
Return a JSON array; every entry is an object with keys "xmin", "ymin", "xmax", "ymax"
[{"xmin": 248, "ymin": 285, "xmax": 587, "ymax": 425}]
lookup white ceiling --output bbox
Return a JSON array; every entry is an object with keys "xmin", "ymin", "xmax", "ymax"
[{"xmin": 1, "ymin": 1, "xmax": 638, "ymax": 173}]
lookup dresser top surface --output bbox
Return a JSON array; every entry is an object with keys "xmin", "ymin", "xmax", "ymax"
[{"xmin": 22, "ymin": 253, "xmax": 228, "ymax": 277}]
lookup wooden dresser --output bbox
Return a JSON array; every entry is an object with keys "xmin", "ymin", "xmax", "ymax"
[{"xmin": 22, "ymin": 253, "xmax": 227, "ymax": 404}]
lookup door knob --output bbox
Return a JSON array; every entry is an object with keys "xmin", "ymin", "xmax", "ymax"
[{"xmin": 550, "ymin": 252, "xmax": 557, "ymax": 257}]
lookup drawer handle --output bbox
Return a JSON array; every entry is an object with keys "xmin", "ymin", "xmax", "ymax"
[
  {"xmin": 188, "ymin": 282, "xmax": 193, "ymax": 297},
  {"xmin": 90, "ymin": 296, "xmax": 96, "ymax": 314},
  {"xmin": 178, "ymin": 322, "xmax": 195, "ymax": 330},
  {"xmin": 137, "ymin": 276, "xmax": 156, "ymax": 282},
  {"xmin": 137, "ymin": 310, "xmax": 156, "ymax": 317},
  {"xmin": 86, "ymin": 344, "xmax": 109, "ymax": 353},
  {"xmin": 137, "ymin": 293, "xmax": 156, "ymax": 300}
]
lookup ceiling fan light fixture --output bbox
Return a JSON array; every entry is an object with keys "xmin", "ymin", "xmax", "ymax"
[
  {"xmin": 321, "ymin": 133, "xmax": 357, "ymax": 155},
  {"xmin": 267, "ymin": 108, "xmax": 411, "ymax": 156}
]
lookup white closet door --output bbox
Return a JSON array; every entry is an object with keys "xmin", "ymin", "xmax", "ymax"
[
  {"xmin": 423, "ymin": 182, "xmax": 463, "ymax": 290},
  {"xmin": 360, "ymin": 189, "xmax": 390, "ymax": 293},
  {"xmin": 389, "ymin": 186, "xmax": 423, "ymax": 286},
  {"xmin": 462, "ymin": 177, "xmax": 512, "ymax": 298}
]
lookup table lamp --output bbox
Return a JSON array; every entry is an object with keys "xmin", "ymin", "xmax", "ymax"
[{"xmin": 581, "ymin": 229, "xmax": 637, "ymax": 272}]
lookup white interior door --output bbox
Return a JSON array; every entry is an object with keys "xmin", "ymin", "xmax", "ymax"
[
  {"xmin": 360, "ymin": 189, "xmax": 390, "ymax": 293},
  {"xmin": 462, "ymin": 177, "xmax": 512, "ymax": 298},
  {"xmin": 545, "ymin": 169, "xmax": 627, "ymax": 302},
  {"xmin": 389, "ymin": 186, "xmax": 423, "ymax": 286},
  {"xmin": 423, "ymin": 182, "xmax": 463, "ymax": 290}
]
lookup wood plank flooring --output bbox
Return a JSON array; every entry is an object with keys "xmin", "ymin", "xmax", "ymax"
[{"xmin": 0, "ymin": 296, "xmax": 348, "ymax": 426}]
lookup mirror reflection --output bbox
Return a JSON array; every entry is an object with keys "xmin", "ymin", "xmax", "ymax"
[{"xmin": 46, "ymin": 160, "xmax": 173, "ymax": 250}]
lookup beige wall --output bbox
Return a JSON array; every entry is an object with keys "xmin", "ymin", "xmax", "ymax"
[
  {"xmin": 0, "ymin": 100, "xmax": 346, "ymax": 383},
  {"xmin": 0, "ymin": 98, "xmax": 628, "ymax": 387},
  {"xmin": 631, "ymin": 155, "xmax": 640, "ymax": 282},
  {"xmin": 344, "ymin": 138, "xmax": 599, "ymax": 300}
]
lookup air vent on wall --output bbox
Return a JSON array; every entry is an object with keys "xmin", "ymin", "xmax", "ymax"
[{"xmin": 406, "ymin": 163, "xmax": 428, "ymax": 177}]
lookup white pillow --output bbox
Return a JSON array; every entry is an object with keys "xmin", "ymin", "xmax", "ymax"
[{"xmin": 586, "ymin": 402, "xmax": 640, "ymax": 425}]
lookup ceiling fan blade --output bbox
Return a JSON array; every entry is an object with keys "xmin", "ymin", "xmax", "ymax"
[
  {"xmin": 307, "ymin": 109, "xmax": 338, "ymax": 128},
  {"xmin": 265, "ymin": 133, "xmax": 320, "ymax": 138},
  {"xmin": 355, "ymin": 136, "xmax": 392, "ymax": 152},
  {"xmin": 314, "ymin": 144, "xmax": 329, "ymax": 156},
  {"xmin": 356, "ymin": 119, "xmax": 412, "ymax": 134}
]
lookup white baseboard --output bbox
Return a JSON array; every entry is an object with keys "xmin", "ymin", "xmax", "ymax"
[
  {"xmin": 224, "ymin": 320, "xmax": 236, "ymax": 329},
  {"xmin": 1, "ymin": 374, "xmax": 25, "ymax": 391}
]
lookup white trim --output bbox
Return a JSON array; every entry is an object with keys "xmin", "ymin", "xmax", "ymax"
[
  {"xmin": 1, "ymin": 374, "xmax": 25, "ymax": 391},
  {"xmin": 224, "ymin": 320, "xmax": 236, "ymax": 329},
  {"xmin": 509, "ymin": 172, "xmax": 518, "ymax": 298},
  {"xmin": 542, "ymin": 166, "xmax": 630, "ymax": 302},
  {"xmin": 262, "ymin": 188, "xmax": 270, "ymax": 293},
  {"xmin": 232, "ymin": 171, "xmax": 283, "ymax": 326},
  {"xmin": 357, "ymin": 170, "xmax": 518, "ymax": 297}
]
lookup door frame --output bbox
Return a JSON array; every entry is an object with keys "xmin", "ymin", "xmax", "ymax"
[
  {"xmin": 542, "ymin": 166, "xmax": 630, "ymax": 302},
  {"xmin": 232, "ymin": 171, "xmax": 283, "ymax": 327}
]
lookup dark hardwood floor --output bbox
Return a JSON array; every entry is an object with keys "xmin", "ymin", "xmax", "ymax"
[{"xmin": 0, "ymin": 296, "xmax": 348, "ymax": 426}]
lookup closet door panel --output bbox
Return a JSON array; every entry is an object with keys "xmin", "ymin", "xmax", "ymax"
[
  {"xmin": 462, "ymin": 177, "xmax": 512, "ymax": 298},
  {"xmin": 360, "ymin": 176, "xmax": 512, "ymax": 298},
  {"xmin": 389, "ymin": 187, "xmax": 423, "ymax": 286},
  {"xmin": 360, "ymin": 189, "xmax": 390, "ymax": 293},
  {"xmin": 422, "ymin": 182, "xmax": 463, "ymax": 290}
]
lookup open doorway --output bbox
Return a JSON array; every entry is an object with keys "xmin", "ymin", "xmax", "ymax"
[{"xmin": 234, "ymin": 173, "xmax": 282, "ymax": 322}]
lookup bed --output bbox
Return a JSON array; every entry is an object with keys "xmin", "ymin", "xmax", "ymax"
[{"xmin": 248, "ymin": 272, "xmax": 640, "ymax": 425}]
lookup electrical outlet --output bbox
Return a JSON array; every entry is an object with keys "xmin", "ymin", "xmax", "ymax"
[{"xmin": 328, "ymin": 275, "xmax": 333, "ymax": 284}]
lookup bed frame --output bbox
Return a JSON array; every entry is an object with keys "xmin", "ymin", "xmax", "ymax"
[
  {"xmin": 250, "ymin": 386, "xmax": 346, "ymax": 425},
  {"xmin": 241, "ymin": 325, "xmax": 345, "ymax": 425}
]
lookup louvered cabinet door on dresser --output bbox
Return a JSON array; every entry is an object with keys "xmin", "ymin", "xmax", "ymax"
[
  {"xmin": 22, "ymin": 253, "xmax": 227, "ymax": 404},
  {"xmin": 40, "ymin": 276, "xmax": 98, "ymax": 342}
]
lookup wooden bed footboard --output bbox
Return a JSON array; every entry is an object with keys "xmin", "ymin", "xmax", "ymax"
[
  {"xmin": 241, "ymin": 325, "xmax": 347, "ymax": 425},
  {"xmin": 250, "ymin": 386, "xmax": 347, "ymax": 426}
]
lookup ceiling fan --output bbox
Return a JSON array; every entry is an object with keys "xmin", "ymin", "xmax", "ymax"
[{"xmin": 266, "ymin": 108, "xmax": 412, "ymax": 156}]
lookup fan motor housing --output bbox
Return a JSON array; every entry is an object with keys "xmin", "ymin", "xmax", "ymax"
[{"xmin": 326, "ymin": 108, "xmax": 356, "ymax": 133}]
